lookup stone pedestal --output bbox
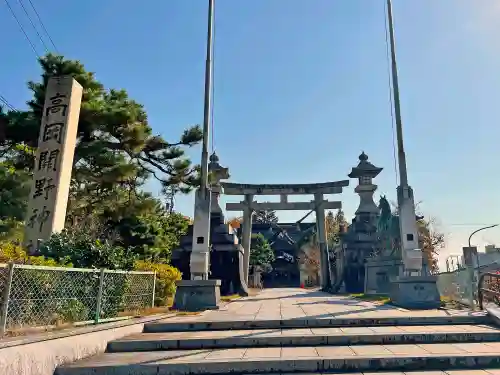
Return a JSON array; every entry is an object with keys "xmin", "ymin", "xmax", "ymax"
[
  {"xmin": 390, "ymin": 275, "xmax": 441, "ymax": 309},
  {"xmin": 173, "ymin": 279, "xmax": 221, "ymax": 311}
]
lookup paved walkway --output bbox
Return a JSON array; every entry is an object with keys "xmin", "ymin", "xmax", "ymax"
[{"xmin": 167, "ymin": 288, "xmax": 482, "ymax": 323}]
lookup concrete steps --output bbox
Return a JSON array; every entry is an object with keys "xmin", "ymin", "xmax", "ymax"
[
  {"xmin": 55, "ymin": 316, "xmax": 500, "ymax": 375},
  {"xmin": 142, "ymin": 315, "xmax": 489, "ymax": 332},
  {"xmin": 56, "ymin": 344, "xmax": 500, "ymax": 375},
  {"xmin": 108, "ymin": 325, "xmax": 500, "ymax": 351}
]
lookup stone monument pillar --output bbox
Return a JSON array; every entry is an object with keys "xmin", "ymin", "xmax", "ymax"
[
  {"xmin": 24, "ymin": 76, "xmax": 83, "ymax": 254},
  {"xmin": 462, "ymin": 246, "xmax": 478, "ymax": 309},
  {"xmin": 189, "ymin": 189, "xmax": 211, "ymax": 280},
  {"xmin": 241, "ymin": 194, "xmax": 254, "ymax": 283}
]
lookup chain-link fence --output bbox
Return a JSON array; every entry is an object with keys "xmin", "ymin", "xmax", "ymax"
[
  {"xmin": 0, "ymin": 263, "xmax": 155, "ymax": 336},
  {"xmin": 436, "ymin": 268, "xmax": 473, "ymax": 307},
  {"xmin": 0, "ymin": 264, "xmax": 10, "ymax": 330},
  {"xmin": 437, "ymin": 261, "xmax": 500, "ymax": 309}
]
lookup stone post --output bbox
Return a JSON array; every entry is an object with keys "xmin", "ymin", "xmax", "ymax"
[
  {"xmin": 241, "ymin": 194, "xmax": 254, "ymax": 283},
  {"xmin": 189, "ymin": 188, "xmax": 211, "ymax": 280},
  {"xmin": 314, "ymin": 193, "xmax": 330, "ymax": 290},
  {"xmin": 24, "ymin": 76, "xmax": 83, "ymax": 254},
  {"xmin": 463, "ymin": 246, "xmax": 478, "ymax": 309},
  {"xmin": 397, "ymin": 185, "xmax": 422, "ymax": 274}
]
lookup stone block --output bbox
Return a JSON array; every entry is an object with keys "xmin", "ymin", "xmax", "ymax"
[
  {"xmin": 172, "ymin": 279, "xmax": 221, "ymax": 312},
  {"xmin": 364, "ymin": 257, "xmax": 403, "ymax": 294},
  {"xmin": 390, "ymin": 275, "xmax": 441, "ymax": 309}
]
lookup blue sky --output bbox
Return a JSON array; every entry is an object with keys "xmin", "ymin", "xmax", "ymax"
[{"xmin": 2, "ymin": 0, "xmax": 499, "ymax": 268}]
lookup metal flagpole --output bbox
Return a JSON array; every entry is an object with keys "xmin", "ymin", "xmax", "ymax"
[
  {"xmin": 386, "ymin": 0, "xmax": 420, "ymax": 274},
  {"xmin": 172, "ymin": 0, "xmax": 221, "ymax": 311},
  {"xmin": 385, "ymin": 0, "xmax": 440, "ymax": 310},
  {"xmin": 386, "ymin": 0, "xmax": 408, "ymax": 191},
  {"xmin": 200, "ymin": 0, "xmax": 215, "ymax": 200},
  {"xmin": 187, "ymin": 0, "xmax": 215, "ymax": 281}
]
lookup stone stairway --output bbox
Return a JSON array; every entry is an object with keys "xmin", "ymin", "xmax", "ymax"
[{"xmin": 55, "ymin": 314, "xmax": 500, "ymax": 375}]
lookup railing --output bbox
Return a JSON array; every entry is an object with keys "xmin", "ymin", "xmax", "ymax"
[
  {"xmin": 478, "ymin": 272, "xmax": 500, "ymax": 310},
  {"xmin": 0, "ymin": 263, "xmax": 155, "ymax": 336}
]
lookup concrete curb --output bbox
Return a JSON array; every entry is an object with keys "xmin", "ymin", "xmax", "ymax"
[
  {"xmin": 0, "ymin": 313, "xmax": 174, "ymax": 350},
  {"xmin": 486, "ymin": 303, "xmax": 500, "ymax": 326},
  {"xmin": 0, "ymin": 313, "xmax": 174, "ymax": 375}
]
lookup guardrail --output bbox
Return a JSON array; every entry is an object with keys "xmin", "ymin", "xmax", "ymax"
[
  {"xmin": 0, "ymin": 263, "xmax": 155, "ymax": 336},
  {"xmin": 478, "ymin": 272, "xmax": 500, "ymax": 310}
]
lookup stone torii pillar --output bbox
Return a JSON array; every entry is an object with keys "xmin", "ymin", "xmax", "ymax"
[
  {"xmin": 314, "ymin": 193, "xmax": 331, "ymax": 290},
  {"xmin": 241, "ymin": 194, "xmax": 254, "ymax": 283}
]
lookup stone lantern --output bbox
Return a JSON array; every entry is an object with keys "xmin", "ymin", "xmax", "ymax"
[
  {"xmin": 343, "ymin": 152, "xmax": 383, "ymax": 293},
  {"xmin": 208, "ymin": 151, "xmax": 229, "ymax": 218},
  {"xmin": 348, "ymin": 151, "xmax": 383, "ymax": 223}
]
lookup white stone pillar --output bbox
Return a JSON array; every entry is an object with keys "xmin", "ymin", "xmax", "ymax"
[
  {"xmin": 190, "ymin": 188, "xmax": 211, "ymax": 280},
  {"xmin": 241, "ymin": 194, "xmax": 254, "ymax": 283},
  {"xmin": 314, "ymin": 193, "xmax": 330, "ymax": 290},
  {"xmin": 24, "ymin": 76, "xmax": 83, "ymax": 253},
  {"xmin": 397, "ymin": 186, "xmax": 422, "ymax": 274}
]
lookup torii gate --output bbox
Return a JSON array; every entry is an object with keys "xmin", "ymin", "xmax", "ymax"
[{"xmin": 221, "ymin": 181, "xmax": 349, "ymax": 290}]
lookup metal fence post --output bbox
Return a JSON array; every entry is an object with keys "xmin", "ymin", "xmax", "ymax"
[
  {"xmin": 94, "ymin": 269, "xmax": 105, "ymax": 324},
  {"xmin": 151, "ymin": 271, "xmax": 157, "ymax": 308},
  {"xmin": 0, "ymin": 263, "xmax": 15, "ymax": 335}
]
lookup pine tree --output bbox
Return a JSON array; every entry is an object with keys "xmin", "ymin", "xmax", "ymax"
[
  {"xmin": 250, "ymin": 233, "xmax": 275, "ymax": 270},
  {"xmin": 0, "ymin": 53, "xmax": 202, "ymax": 222},
  {"xmin": 325, "ymin": 209, "xmax": 347, "ymax": 247}
]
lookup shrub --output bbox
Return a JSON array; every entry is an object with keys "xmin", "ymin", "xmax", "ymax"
[
  {"xmin": 0, "ymin": 240, "xmax": 71, "ymax": 266},
  {"xmin": 40, "ymin": 230, "xmax": 135, "ymax": 270},
  {"xmin": 56, "ymin": 298, "xmax": 90, "ymax": 323},
  {"xmin": 134, "ymin": 261, "xmax": 182, "ymax": 306}
]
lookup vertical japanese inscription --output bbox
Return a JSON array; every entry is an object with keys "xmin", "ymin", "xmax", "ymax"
[{"xmin": 24, "ymin": 77, "xmax": 83, "ymax": 253}]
